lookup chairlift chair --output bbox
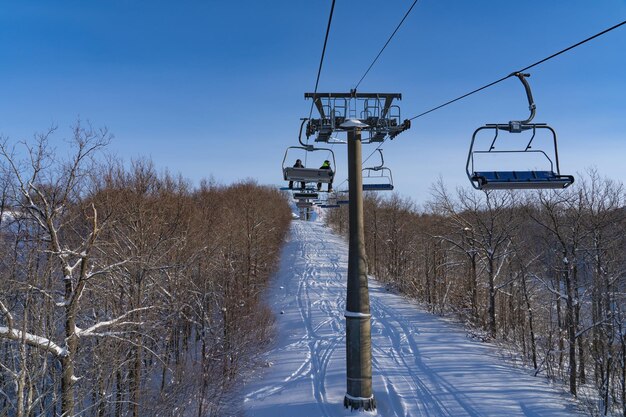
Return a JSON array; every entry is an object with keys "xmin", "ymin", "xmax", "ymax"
[
  {"xmin": 362, "ymin": 149, "xmax": 394, "ymax": 191},
  {"xmin": 282, "ymin": 146, "xmax": 336, "ymax": 185},
  {"xmin": 282, "ymin": 119, "xmax": 336, "ymax": 189},
  {"xmin": 319, "ymin": 194, "xmax": 340, "ymax": 208},
  {"xmin": 466, "ymin": 73, "xmax": 574, "ymax": 191}
]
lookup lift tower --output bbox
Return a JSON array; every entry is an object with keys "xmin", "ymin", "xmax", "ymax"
[{"xmin": 304, "ymin": 91, "xmax": 410, "ymax": 411}]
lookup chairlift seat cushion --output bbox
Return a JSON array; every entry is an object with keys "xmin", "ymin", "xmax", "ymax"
[
  {"xmin": 284, "ymin": 167, "xmax": 334, "ymax": 183},
  {"xmin": 363, "ymin": 183, "xmax": 395, "ymax": 191},
  {"xmin": 472, "ymin": 171, "xmax": 574, "ymax": 190}
]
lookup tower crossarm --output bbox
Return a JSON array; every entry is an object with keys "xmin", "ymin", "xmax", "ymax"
[{"xmin": 304, "ymin": 92, "xmax": 409, "ymax": 142}]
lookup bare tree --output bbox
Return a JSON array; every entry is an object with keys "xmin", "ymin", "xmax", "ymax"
[
  {"xmin": 0, "ymin": 126, "xmax": 147, "ymax": 416},
  {"xmin": 430, "ymin": 181, "xmax": 517, "ymax": 337}
]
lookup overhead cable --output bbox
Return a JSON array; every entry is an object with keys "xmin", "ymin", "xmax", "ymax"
[
  {"xmin": 408, "ymin": 18, "xmax": 626, "ymax": 121},
  {"xmin": 308, "ymin": 0, "xmax": 337, "ymax": 122},
  {"xmin": 354, "ymin": 0, "xmax": 420, "ymax": 90},
  {"xmin": 339, "ymin": 0, "xmax": 421, "ymax": 189}
]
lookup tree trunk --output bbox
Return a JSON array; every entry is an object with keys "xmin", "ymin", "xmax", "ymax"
[
  {"xmin": 130, "ymin": 276, "xmax": 143, "ymax": 417},
  {"xmin": 521, "ymin": 274, "xmax": 537, "ymax": 369},
  {"xmin": 621, "ymin": 334, "xmax": 626, "ymax": 417},
  {"xmin": 470, "ymin": 253, "xmax": 478, "ymax": 322},
  {"xmin": 60, "ymin": 355, "xmax": 74, "ymax": 416},
  {"xmin": 487, "ymin": 256, "xmax": 496, "ymax": 338},
  {"xmin": 16, "ymin": 343, "xmax": 26, "ymax": 417},
  {"xmin": 564, "ymin": 265, "xmax": 577, "ymax": 396},
  {"xmin": 62, "ymin": 299, "xmax": 78, "ymax": 417},
  {"xmin": 555, "ymin": 272, "xmax": 564, "ymax": 370},
  {"xmin": 115, "ymin": 368, "xmax": 123, "ymax": 417}
]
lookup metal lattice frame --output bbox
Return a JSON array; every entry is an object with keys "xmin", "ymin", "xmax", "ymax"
[{"xmin": 304, "ymin": 91, "xmax": 410, "ymax": 143}]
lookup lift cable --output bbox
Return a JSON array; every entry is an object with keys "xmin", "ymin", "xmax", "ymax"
[
  {"xmin": 335, "ymin": 0, "xmax": 422, "ymax": 191},
  {"xmin": 308, "ymin": 0, "xmax": 337, "ymax": 123},
  {"xmin": 408, "ymin": 18, "xmax": 626, "ymax": 121},
  {"xmin": 334, "ymin": 19, "xmax": 626, "ymax": 193},
  {"xmin": 354, "ymin": 0, "xmax": 420, "ymax": 91},
  {"xmin": 305, "ymin": 0, "xmax": 336, "ymax": 169}
]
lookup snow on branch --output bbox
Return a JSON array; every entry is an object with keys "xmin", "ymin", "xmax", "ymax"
[
  {"xmin": 528, "ymin": 272, "xmax": 567, "ymax": 301},
  {"xmin": 0, "ymin": 326, "xmax": 68, "ymax": 358},
  {"xmin": 84, "ymin": 259, "xmax": 131, "ymax": 281},
  {"xmin": 575, "ymin": 317, "xmax": 613, "ymax": 339},
  {"xmin": 76, "ymin": 307, "xmax": 153, "ymax": 337}
]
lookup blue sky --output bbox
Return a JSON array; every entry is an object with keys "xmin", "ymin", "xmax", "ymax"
[{"xmin": 1, "ymin": 0, "xmax": 625, "ymax": 204}]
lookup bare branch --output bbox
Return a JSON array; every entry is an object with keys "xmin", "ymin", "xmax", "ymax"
[
  {"xmin": 0, "ymin": 326, "xmax": 67, "ymax": 358},
  {"xmin": 77, "ymin": 307, "xmax": 153, "ymax": 337}
]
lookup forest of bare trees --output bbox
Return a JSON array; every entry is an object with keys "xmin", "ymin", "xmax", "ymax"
[
  {"xmin": 327, "ymin": 172, "xmax": 626, "ymax": 415},
  {"xmin": 0, "ymin": 127, "xmax": 291, "ymax": 416},
  {"xmin": 3, "ymin": 125, "xmax": 625, "ymax": 416}
]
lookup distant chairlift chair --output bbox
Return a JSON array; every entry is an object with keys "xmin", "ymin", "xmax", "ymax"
[
  {"xmin": 362, "ymin": 149, "xmax": 394, "ymax": 191},
  {"xmin": 466, "ymin": 73, "xmax": 574, "ymax": 190},
  {"xmin": 319, "ymin": 200, "xmax": 340, "ymax": 209}
]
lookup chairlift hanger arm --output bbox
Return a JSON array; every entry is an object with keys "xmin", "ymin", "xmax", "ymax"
[
  {"xmin": 298, "ymin": 118, "xmax": 312, "ymax": 148},
  {"xmin": 366, "ymin": 149, "xmax": 385, "ymax": 170},
  {"xmin": 381, "ymin": 96, "xmax": 393, "ymax": 119},
  {"xmin": 314, "ymin": 98, "xmax": 327, "ymax": 120},
  {"xmin": 511, "ymin": 72, "xmax": 536, "ymax": 124}
]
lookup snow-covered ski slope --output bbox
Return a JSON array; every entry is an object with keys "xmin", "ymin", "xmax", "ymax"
[{"xmin": 243, "ymin": 216, "xmax": 585, "ymax": 417}]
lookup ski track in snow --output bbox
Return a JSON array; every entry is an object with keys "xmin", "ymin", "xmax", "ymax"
[{"xmin": 242, "ymin": 217, "xmax": 585, "ymax": 417}]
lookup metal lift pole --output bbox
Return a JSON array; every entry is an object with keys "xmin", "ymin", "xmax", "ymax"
[
  {"xmin": 344, "ymin": 122, "xmax": 375, "ymax": 411},
  {"xmin": 304, "ymin": 91, "xmax": 408, "ymax": 411}
]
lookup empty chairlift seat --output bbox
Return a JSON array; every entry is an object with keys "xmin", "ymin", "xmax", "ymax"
[
  {"xmin": 362, "ymin": 182, "xmax": 394, "ymax": 191},
  {"xmin": 471, "ymin": 170, "xmax": 575, "ymax": 190}
]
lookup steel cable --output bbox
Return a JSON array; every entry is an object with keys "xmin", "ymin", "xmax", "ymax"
[{"xmin": 408, "ymin": 19, "xmax": 626, "ymax": 121}]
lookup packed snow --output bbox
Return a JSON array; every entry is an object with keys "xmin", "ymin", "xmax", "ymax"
[{"xmin": 242, "ymin": 213, "xmax": 585, "ymax": 416}]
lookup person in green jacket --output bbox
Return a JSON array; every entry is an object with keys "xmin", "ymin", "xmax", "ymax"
[{"xmin": 317, "ymin": 160, "xmax": 333, "ymax": 192}]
